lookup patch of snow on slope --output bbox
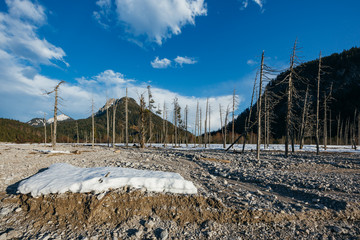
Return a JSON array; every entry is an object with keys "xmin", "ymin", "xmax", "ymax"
[
  {"xmin": 18, "ymin": 163, "xmax": 197, "ymax": 197},
  {"xmin": 47, "ymin": 114, "xmax": 70, "ymax": 124}
]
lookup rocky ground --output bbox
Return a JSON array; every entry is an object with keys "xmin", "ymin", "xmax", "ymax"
[{"xmin": 0, "ymin": 143, "xmax": 359, "ymax": 239}]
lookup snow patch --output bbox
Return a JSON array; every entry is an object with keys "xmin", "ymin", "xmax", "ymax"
[
  {"xmin": 47, "ymin": 114, "xmax": 70, "ymax": 124},
  {"xmin": 34, "ymin": 149, "xmax": 71, "ymax": 154},
  {"xmin": 18, "ymin": 163, "xmax": 197, "ymax": 197}
]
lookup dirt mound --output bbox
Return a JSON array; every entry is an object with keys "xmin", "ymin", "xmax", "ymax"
[{"xmin": 4, "ymin": 190, "xmax": 359, "ymax": 234}]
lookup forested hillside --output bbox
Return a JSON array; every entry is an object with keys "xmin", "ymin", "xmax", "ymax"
[
  {"xmin": 0, "ymin": 118, "xmax": 43, "ymax": 143},
  {"xmin": 228, "ymin": 47, "xmax": 360, "ymax": 144},
  {"xmin": 0, "ymin": 97, "xmax": 191, "ymax": 144}
]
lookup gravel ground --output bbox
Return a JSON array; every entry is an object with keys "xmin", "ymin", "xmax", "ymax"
[{"xmin": 0, "ymin": 143, "xmax": 359, "ymax": 239}]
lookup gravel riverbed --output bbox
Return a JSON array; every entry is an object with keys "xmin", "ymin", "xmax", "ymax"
[{"xmin": 0, "ymin": 144, "xmax": 359, "ymax": 239}]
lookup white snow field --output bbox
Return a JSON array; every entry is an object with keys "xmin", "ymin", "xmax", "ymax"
[
  {"xmin": 17, "ymin": 163, "xmax": 197, "ymax": 197},
  {"xmin": 46, "ymin": 114, "xmax": 70, "ymax": 124}
]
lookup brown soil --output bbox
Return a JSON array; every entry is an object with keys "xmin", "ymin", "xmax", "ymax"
[{"xmin": 2, "ymin": 190, "xmax": 360, "ymax": 234}]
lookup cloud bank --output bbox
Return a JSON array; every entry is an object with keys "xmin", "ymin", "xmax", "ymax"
[{"xmin": 94, "ymin": 0, "xmax": 207, "ymax": 45}]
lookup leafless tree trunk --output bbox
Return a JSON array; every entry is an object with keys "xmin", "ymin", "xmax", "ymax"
[
  {"xmin": 106, "ymin": 96, "xmax": 110, "ymax": 147},
  {"xmin": 219, "ymin": 104, "xmax": 225, "ymax": 148},
  {"xmin": 208, "ymin": 104, "xmax": 211, "ymax": 146},
  {"xmin": 199, "ymin": 108, "xmax": 202, "ymax": 146},
  {"xmin": 299, "ymin": 86, "xmax": 309, "ymax": 149},
  {"xmin": 43, "ymin": 113, "xmax": 47, "ymax": 145},
  {"xmin": 345, "ymin": 118, "xmax": 350, "ymax": 145},
  {"xmin": 329, "ymin": 109, "xmax": 332, "ymax": 145},
  {"xmin": 147, "ymin": 86, "xmax": 155, "ymax": 146},
  {"xmin": 92, "ymin": 98, "xmax": 95, "ymax": 148},
  {"xmin": 285, "ymin": 41, "xmax": 297, "ymax": 157},
  {"xmin": 125, "ymin": 88, "xmax": 129, "ymax": 146},
  {"xmin": 112, "ymin": 101, "xmax": 117, "ymax": 148},
  {"xmin": 163, "ymin": 102, "xmax": 167, "ymax": 146},
  {"xmin": 340, "ymin": 120, "xmax": 344, "ymax": 145},
  {"xmin": 266, "ymin": 93, "xmax": 270, "ymax": 148},
  {"xmin": 173, "ymin": 97, "xmax": 180, "ymax": 147},
  {"xmin": 256, "ymin": 51, "xmax": 265, "ymax": 160},
  {"xmin": 323, "ymin": 84, "xmax": 333, "ymax": 150},
  {"xmin": 232, "ymin": 89, "xmax": 236, "ymax": 148},
  {"xmin": 205, "ymin": 98, "xmax": 208, "ymax": 148},
  {"xmin": 242, "ymin": 72, "xmax": 258, "ymax": 152},
  {"xmin": 185, "ymin": 105, "xmax": 188, "ymax": 147},
  {"xmin": 139, "ymin": 94, "xmax": 146, "ymax": 148},
  {"xmin": 50, "ymin": 123, "xmax": 53, "ymax": 144},
  {"xmin": 337, "ymin": 113, "xmax": 341, "ymax": 145},
  {"xmin": 195, "ymin": 102, "xmax": 199, "ymax": 147},
  {"xmin": 45, "ymin": 80, "xmax": 65, "ymax": 149},
  {"xmin": 264, "ymin": 90, "xmax": 267, "ymax": 149},
  {"xmin": 353, "ymin": 109, "xmax": 357, "ymax": 150},
  {"xmin": 76, "ymin": 121, "xmax": 79, "ymax": 144},
  {"xmin": 315, "ymin": 52, "xmax": 322, "ymax": 155},
  {"xmin": 358, "ymin": 114, "xmax": 360, "ymax": 146},
  {"xmin": 224, "ymin": 106, "xmax": 230, "ymax": 147}
]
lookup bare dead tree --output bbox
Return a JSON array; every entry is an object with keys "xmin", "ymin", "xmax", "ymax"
[
  {"xmin": 299, "ymin": 85, "xmax": 309, "ymax": 149},
  {"xmin": 358, "ymin": 113, "xmax": 360, "ymax": 146},
  {"xmin": 263, "ymin": 89, "xmax": 268, "ymax": 149},
  {"xmin": 224, "ymin": 105, "xmax": 230, "ymax": 147},
  {"xmin": 242, "ymin": 72, "xmax": 258, "ymax": 152},
  {"xmin": 92, "ymin": 98, "xmax": 95, "ymax": 148},
  {"xmin": 173, "ymin": 97, "xmax": 181, "ymax": 147},
  {"xmin": 219, "ymin": 104, "xmax": 225, "ymax": 148},
  {"xmin": 147, "ymin": 85, "xmax": 155, "ymax": 146},
  {"xmin": 125, "ymin": 88, "xmax": 129, "ymax": 146},
  {"xmin": 112, "ymin": 101, "xmax": 117, "ymax": 148},
  {"xmin": 328, "ymin": 109, "xmax": 332, "ymax": 145},
  {"xmin": 194, "ymin": 101, "xmax": 199, "ymax": 147},
  {"xmin": 199, "ymin": 107, "xmax": 202, "ymax": 146},
  {"xmin": 232, "ymin": 89, "xmax": 236, "ymax": 148},
  {"xmin": 163, "ymin": 102, "xmax": 167, "ymax": 146},
  {"xmin": 106, "ymin": 95, "xmax": 110, "ymax": 147},
  {"xmin": 323, "ymin": 83, "xmax": 333, "ymax": 150},
  {"xmin": 208, "ymin": 103, "xmax": 211, "ymax": 147},
  {"xmin": 353, "ymin": 109, "xmax": 357, "ymax": 150},
  {"xmin": 43, "ymin": 113, "xmax": 47, "ymax": 145},
  {"xmin": 204, "ymin": 98, "xmax": 208, "ymax": 148},
  {"xmin": 139, "ymin": 94, "xmax": 146, "ymax": 148},
  {"xmin": 185, "ymin": 105, "xmax": 189, "ymax": 147},
  {"xmin": 45, "ymin": 80, "xmax": 65, "ymax": 149},
  {"xmin": 284, "ymin": 41, "xmax": 299, "ymax": 157},
  {"xmin": 256, "ymin": 51, "xmax": 265, "ymax": 160},
  {"xmin": 315, "ymin": 52, "xmax": 322, "ymax": 155},
  {"xmin": 337, "ymin": 113, "xmax": 341, "ymax": 145},
  {"xmin": 76, "ymin": 121, "xmax": 79, "ymax": 144}
]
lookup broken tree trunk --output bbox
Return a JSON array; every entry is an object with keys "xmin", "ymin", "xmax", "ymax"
[
  {"xmin": 256, "ymin": 51, "xmax": 265, "ymax": 160},
  {"xmin": 315, "ymin": 52, "xmax": 322, "ymax": 155}
]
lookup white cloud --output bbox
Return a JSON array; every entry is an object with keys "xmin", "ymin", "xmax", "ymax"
[
  {"xmin": 151, "ymin": 56, "xmax": 197, "ymax": 69},
  {"xmin": 95, "ymin": 0, "xmax": 207, "ymax": 45},
  {"xmin": 6, "ymin": 0, "xmax": 46, "ymax": 23},
  {"xmin": 240, "ymin": 0, "xmax": 264, "ymax": 9},
  {"xmin": 95, "ymin": 69, "xmax": 132, "ymax": 84},
  {"xmin": 246, "ymin": 59, "xmax": 257, "ymax": 66},
  {"xmin": 151, "ymin": 57, "xmax": 172, "ymax": 69},
  {"xmin": 0, "ymin": 0, "xmax": 68, "ymax": 66},
  {"xmin": 174, "ymin": 56, "xmax": 197, "ymax": 66}
]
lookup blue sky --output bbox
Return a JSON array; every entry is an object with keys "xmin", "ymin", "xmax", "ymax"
[{"xmin": 0, "ymin": 0, "xmax": 359, "ymax": 131}]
